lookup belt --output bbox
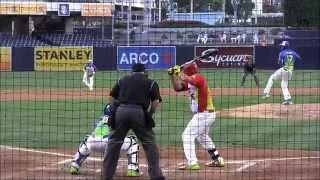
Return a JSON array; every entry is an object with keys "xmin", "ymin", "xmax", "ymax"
[
  {"xmin": 199, "ymin": 109, "xmax": 215, "ymax": 113},
  {"xmin": 119, "ymin": 104, "xmax": 143, "ymax": 109}
]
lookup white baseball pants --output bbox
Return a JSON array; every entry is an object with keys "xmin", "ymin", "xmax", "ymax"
[
  {"xmin": 82, "ymin": 72, "xmax": 94, "ymax": 91},
  {"xmin": 182, "ymin": 112, "xmax": 216, "ymax": 165},
  {"xmin": 264, "ymin": 67, "xmax": 292, "ymax": 101}
]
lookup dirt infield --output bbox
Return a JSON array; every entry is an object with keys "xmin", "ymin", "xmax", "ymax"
[
  {"xmin": 219, "ymin": 103, "xmax": 320, "ymax": 120},
  {"xmin": 0, "ymin": 87, "xmax": 319, "ymax": 101},
  {"xmin": 1, "ymin": 145, "xmax": 319, "ymax": 180}
]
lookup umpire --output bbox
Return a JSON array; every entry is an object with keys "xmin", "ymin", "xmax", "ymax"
[
  {"xmin": 241, "ymin": 56, "xmax": 260, "ymax": 87},
  {"xmin": 103, "ymin": 63, "xmax": 165, "ymax": 180}
]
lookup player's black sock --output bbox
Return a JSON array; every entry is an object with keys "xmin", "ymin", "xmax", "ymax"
[{"xmin": 208, "ymin": 148, "xmax": 220, "ymax": 160}]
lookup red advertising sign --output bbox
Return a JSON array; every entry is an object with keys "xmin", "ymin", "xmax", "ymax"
[{"xmin": 194, "ymin": 46, "xmax": 254, "ymax": 68}]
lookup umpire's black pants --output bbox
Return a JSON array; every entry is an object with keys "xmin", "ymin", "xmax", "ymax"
[
  {"xmin": 103, "ymin": 104, "xmax": 165, "ymax": 180},
  {"xmin": 241, "ymin": 71, "xmax": 260, "ymax": 87}
]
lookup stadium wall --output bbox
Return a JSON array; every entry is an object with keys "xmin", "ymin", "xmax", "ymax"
[
  {"xmin": 12, "ymin": 47, "xmax": 34, "ymax": 71},
  {"xmin": 3, "ymin": 46, "xmax": 320, "ymax": 72}
]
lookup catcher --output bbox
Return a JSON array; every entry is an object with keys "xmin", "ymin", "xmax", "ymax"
[
  {"xmin": 168, "ymin": 63, "xmax": 224, "ymax": 170},
  {"xmin": 82, "ymin": 59, "xmax": 96, "ymax": 91},
  {"xmin": 69, "ymin": 103, "xmax": 140, "ymax": 177}
]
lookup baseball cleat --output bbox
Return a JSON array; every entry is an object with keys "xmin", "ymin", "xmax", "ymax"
[
  {"xmin": 69, "ymin": 162, "xmax": 80, "ymax": 175},
  {"xmin": 282, "ymin": 100, "xmax": 293, "ymax": 105},
  {"xmin": 261, "ymin": 93, "xmax": 270, "ymax": 99},
  {"xmin": 177, "ymin": 162, "xmax": 200, "ymax": 170},
  {"xmin": 127, "ymin": 169, "xmax": 140, "ymax": 177},
  {"xmin": 205, "ymin": 157, "xmax": 225, "ymax": 167}
]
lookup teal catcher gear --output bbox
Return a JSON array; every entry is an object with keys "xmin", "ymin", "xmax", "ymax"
[{"xmin": 70, "ymin": 104, "xmax": 139, "ymax": 175}]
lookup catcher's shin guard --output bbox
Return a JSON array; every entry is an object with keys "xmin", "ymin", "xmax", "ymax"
[
  {"xmin": 72, "ymin": 135, "xmax": 90, "ymax": 166},
  {"xmin": 123, "ymin": 135, "xmax": 139, "ymax": 171}
]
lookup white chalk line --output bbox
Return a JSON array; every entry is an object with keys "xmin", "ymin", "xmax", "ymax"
[
  {"xmin": 234, "ymin": 162, "xmax": 256, "ymax": 172},
  {"xmin": 0, "ymin": 145, "xmax": 148, "ymax": 173},
  {"xmin": 0, "ymin": 145, "xmax": 73, "ymax": 158},
  {"xmin": 1, "ymin": 145, "xmax": 320, "ymax": 173}
]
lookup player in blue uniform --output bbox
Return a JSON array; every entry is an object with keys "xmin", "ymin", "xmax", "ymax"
[
  {"xmin": 69, "ymin": 104, "xmax": 140, "ymax": 176},
  {"xmin": 262, "ymin": 41, "xmax": 302, "ymax": 105}
]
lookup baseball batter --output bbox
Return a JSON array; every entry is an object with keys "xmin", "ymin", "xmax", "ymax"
[
  {"xmin": 262, "ymin": 41, "xmax": 302, "ymax": 105},
  {"xmin": 82, "ymin": 59, "xmax": 96, "ymax": 91},
  {"xmin": 168, "ymin": 63, "xmax": 224, "ymax": 170},
  {"xmin": 69, "ymin": 104, "xmax": 140, "ymax": 177}
]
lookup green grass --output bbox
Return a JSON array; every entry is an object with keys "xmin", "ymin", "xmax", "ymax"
[
  {"xmin": 1, "ymin": 69, "xmax": 319, "ymax": 89},
  {"xmin": 1, "ymin": 70, "xmax": 319, "ymax": 150},
  {"xmin": 155, "ymin": 95, "xmax": 320, "ymax": 150},
  {"xmin": 1, "ymin": 95, "xmax": 319, "ymax": 150},
  {"xmin": 0, "ymin": 100, "xmax": 105, "ymax": 148},
  {"xmin": 213, "ymin": 118, "xmax": 320, "ymax": 150},
  {"xmin": 155, "ymin": 116, "xmax": 320, "ymax": 151}
]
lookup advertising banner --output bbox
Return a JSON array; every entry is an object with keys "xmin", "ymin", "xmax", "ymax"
[
  {"xmin": 117, "ymin": 46, "xmax": 176, "ymax": 70},
  {"xmin": 0, "ymin": 3, "xmax": 47, "ymax": 15},
  {"xmin": 81, "ymin": 3, "xmax": 112, "ymax": 16},
  {"xmin": 194, "ymin": 46, "xmax": 254, "ymax": 68},
  {"xmin": 0, "ymin": 47, "xmax": 12, "ymax": 71},
  {"xmin": 34, "ymin": 47, "xmax": 93, "ymax": 71}
]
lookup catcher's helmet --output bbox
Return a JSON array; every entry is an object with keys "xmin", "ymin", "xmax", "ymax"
[
  {"xmin": 183, "ymin": 62, "xmax": 199, "ymax": 76},
  {"xmin": 103, "ymin": 103, "xmax": 113, "ymax": 117}
]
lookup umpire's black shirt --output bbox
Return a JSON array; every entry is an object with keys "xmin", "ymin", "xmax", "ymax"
[
  {"xmin": 110, "ymin": 73, "xmax": 161, "ymax": 109},
  {"xmin": 244, "ymin": 61, "xmax": 255, "ymax": 73}
]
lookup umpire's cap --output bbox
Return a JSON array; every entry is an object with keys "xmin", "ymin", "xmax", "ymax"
[{"xmin": 132, "ymin": 63, "xmax": 146, "ymax": 72}]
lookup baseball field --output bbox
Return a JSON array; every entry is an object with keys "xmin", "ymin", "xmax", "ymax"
[{"xmin": 0, "ymin": 69, "xmax": 319, "ymax": 179}]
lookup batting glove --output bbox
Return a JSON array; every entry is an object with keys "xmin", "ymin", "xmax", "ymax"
[
  {"xmin": 173, "ymin": 65, "xmax": 181, "ymax": 75},
  {"xmin": 167, "ymin": 67, "xmax": 174, "ymax": 75}
]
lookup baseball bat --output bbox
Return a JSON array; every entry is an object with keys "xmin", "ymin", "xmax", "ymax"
[{"xmin": 180, "ymin": 48, "xmax": 219, "ymax": 67}]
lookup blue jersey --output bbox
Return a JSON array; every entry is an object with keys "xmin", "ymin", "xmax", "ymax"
[{"xmin": 278, "ymin": 48, "xmax": 301, "ymax": 71}]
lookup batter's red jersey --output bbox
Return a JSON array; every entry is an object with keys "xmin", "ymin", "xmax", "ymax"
[{"xmin": 182, "ymin": 73, "xmax": 215, "ymax": 112}]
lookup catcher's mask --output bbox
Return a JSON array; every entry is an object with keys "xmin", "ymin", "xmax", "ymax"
[{"xmin": 183, "ymin": 62, "xmax": 199, "ymax": 76}]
